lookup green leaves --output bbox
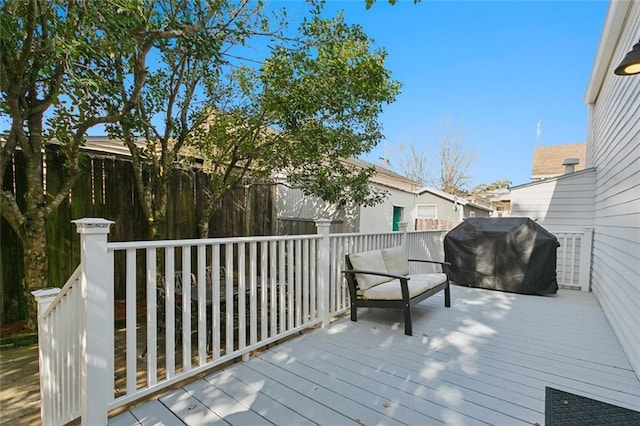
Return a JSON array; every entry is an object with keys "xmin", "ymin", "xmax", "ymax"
[
  {"xmin": 2, "ymin": 0, "xmax": 402, "ymax": 242},
  {"xmin": 179, "ymin": 3, "xmax": 402, "ymax": 212},
  {"xmin": 365, "ymin": 0, "xmax": 421, "ymax": 10}
]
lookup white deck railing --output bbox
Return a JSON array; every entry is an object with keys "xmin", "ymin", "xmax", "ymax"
[
  {"xmin": 554, "ymin": 228, "xmax": 594, "ymax": 291},
  {"xmin": 31, "ymin": 267, "xmax": 83, "ymax": 426},
  {"xmin": 32, "ymin": 220, "xmax": 592, "ymax": 425}
]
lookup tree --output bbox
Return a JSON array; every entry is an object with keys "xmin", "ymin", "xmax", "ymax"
[
  {"xmin": 0, "ymin": 0, "xmax": 247, "ymax": 327},
  {"xmin": 395, "ymin": 140, "xmax": 432, "ymax": 185},
  {"xmin": 112, "ymin": 2, "xmax": 399, "ymax": 239},
  {"xmin": 390, "ymin": 125, "xmax": 475, "ymax": 194},
  {"xmin": 438, "ymin": 126, "xmax": 475, "ymax": 195},
  {"xmin": 106, "ymin": 0, "xmax": 292, "ymax": 240},
  {"xmin": 366, "ymin": 0, "xmax": 421, "ymax": 9},
  {"xmin": 472, "ymin": 179, "xmax": 512, "ymax": 194},
  {"xmin": 0, "ymin": 0, "xmax": 400, "ymax": 326},
  {"xmin": 194, "ymin": 9, "xmax": 399, "ymax": 237}
]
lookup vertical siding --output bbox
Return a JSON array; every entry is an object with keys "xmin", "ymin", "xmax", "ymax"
[
  {"xmin": 510, "ymin": 169, "xmax": 596, "ymax": 233},
  {"xmin": 589, "ymin": 1, "xmax": 640, "ymax": 377},
  {"xmin": 274, "ymin": 185, "xmax": 356, "ymax": 232}
]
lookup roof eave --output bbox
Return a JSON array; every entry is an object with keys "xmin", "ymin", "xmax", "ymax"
[{"xmin": 585, "ymin": 1, "xmax": 633, "ymax": 105}]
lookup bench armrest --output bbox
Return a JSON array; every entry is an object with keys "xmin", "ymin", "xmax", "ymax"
[
  {"xmin": 408, "ymin": 259, "xmax": 451, "ymax": 267},
  {"xmin": 342, "ymin": 269, "xmax": 409, "ymax": 281}
]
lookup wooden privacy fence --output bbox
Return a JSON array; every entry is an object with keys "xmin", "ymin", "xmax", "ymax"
[{"xmin": 1, "ymin": 148, "xmax": 274, "ymax": 322}]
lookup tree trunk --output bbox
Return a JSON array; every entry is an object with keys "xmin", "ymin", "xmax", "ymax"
[
  {"xmin": 198, "ymin": 215, "xmax": 210, "ymax": 239},
  {"xmin": 22, "ymin": 214, "xmax": 48, "ymax": 331}
]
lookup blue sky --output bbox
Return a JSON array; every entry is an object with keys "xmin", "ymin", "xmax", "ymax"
[
  {"xmin": 4, "ymin": 1, "xmax": 607, "ymax": 190},
  {"xmin": 316, "ymin": 0, "xmax": 609, "ymax": 188}
]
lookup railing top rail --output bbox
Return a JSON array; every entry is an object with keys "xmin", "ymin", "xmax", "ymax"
[
  {"xmin": 107, "ymin": 233, "xmax": 323, "ymax": 250},
  {"xmin": 554, "ymin": 231, "xmax": 586, "ymax": 235},
  {"xmin": 41, "ymin": 265, "xmax": 82, "ymax": 319},
  {"xmin": 329, "ymin": 231, "xmax": 399, "ymax": 239}
]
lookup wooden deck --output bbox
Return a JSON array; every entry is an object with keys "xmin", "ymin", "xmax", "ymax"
[{"xmin": 109, "ymin": 285, "xmax": 640, "ymax": 425}]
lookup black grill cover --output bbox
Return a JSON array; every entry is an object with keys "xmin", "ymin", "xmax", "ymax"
[{"xmin": 444, "ymin": 217, "xmax": 559, "ymax": 295}]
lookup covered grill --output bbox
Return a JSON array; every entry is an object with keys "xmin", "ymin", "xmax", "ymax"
[{"xmin": 444, "ymin": 217, "xmax": 559, "ymax": 295}]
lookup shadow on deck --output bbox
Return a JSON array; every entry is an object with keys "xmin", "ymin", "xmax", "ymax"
[{"xmin": 108, "ymin": 286, "xmax": 640, "ymax": 425}]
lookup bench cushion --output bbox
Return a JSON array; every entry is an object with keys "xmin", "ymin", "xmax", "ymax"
[
  {"xmin": 361, "ymin": 273, "xmax": 448, "ymax": 300},
  {"xmin": 381, "ymin": 246, "xmax": 410, "ymax": 276},
  {"xmin": 348, "ymin": 249, "xmax": 391, "ymax": 290}
]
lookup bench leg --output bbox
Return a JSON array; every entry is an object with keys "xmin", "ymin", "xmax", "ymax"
[
  {"xmin": 403, "ymin": 304, "xmax": 412, "ymax": 336},
  {"xmin": 351, "ymin": 303, "xmax": 358, "ymax": 322},
  {"xmin": 444, "ymin": 283, "xmax": 451, "ymax": 308}
]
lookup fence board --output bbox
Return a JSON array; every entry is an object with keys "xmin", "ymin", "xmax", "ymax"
[{"xmin": 1, "ymin": 147, "xmax": 274, "ymax": 322}]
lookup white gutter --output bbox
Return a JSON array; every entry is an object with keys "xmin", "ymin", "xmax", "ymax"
[{"xmin": 585, "ymin": 0, "xmax": 633, "ymax": 105}]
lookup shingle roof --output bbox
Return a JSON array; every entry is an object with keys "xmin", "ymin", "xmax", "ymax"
[{"xmin": 531, "ymin": 142, "xmax": 586, "ymax": 178}]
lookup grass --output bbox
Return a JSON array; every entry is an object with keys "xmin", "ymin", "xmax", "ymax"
[{"xmin": 0, "ymin": 332, "xmax": 38, "ymax": 350}]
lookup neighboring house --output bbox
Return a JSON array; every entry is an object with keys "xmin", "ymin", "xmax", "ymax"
[
  {"xmin": 487, "ymin": 189, "xmax": 511, "ymax": 217},
  {"xmin": 471, "ymin": 188, "xmax": 512, "ymax": 217},
  {"xmin": 510, "ymin": 168, "xmax": 596, "ymax": 233},
  {"xmin": 275, "ymin": 158, "xmax": 423, "ymax": 234},
  {"xmin": 479, "ymin": 142, "xmax": 586, "ymax": 218},
  {"xmin": 582, "ymin": 0, "xmax": 640, "ymax": 378},
  {"xmin": 531, "ymin": 142, "xmax": 587, "ymax": 181},
  {"xmin": 276, "ymin": 158, "xmax": 491, "ymax": 234},
  {"xmin": 415, "ymin": 186, "xmax": 492, "ymax": 230},
  {"xmin": 355, "ymin": 158, "xmax": 424, "ymax": 233}
]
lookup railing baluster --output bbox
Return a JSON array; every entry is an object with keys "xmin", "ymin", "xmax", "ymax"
[
  {"xmin": 125, "ymin": 248, "xmax": 137, "ymax": 394},
  {"xmin": 225, "ymin": 244, "xmax": 234, "ymax": 354},
  {"xmin": 146, "ymin": 248, "xmax": 157, "ymax": 386},
  {"xmin": 165, "ymin": 248, "xmax": 176, "ymax": 378},
  {"xmin": 197, "ymin": 244, "xmax": 207, "ymax": 365},
  {"xmin": 212, "ymin": 244, "xmax": 221, "ymax": 359},
  {"xmin": 182, "ymin": 246, "xmax": 192, "ymax": 370},
  {"xmin": 279, "ymin": 241, "xmax": 286, "ymax": 332},
  {"xmin": 310, "ymin": 240, "xmax": 317, "ymax": 321},
  {"xmin": 260, "ymin": 241, "xmax": 268, "ymax": 341},
  {"xmin": 250, "ymin": 242, "xmax": 258, "ymax": 345},
  {"xmin": 301, "ymin": 240, "xmax": 308, "ymax": 324},
  {"xmin": 238, "ymin": 242, "xmax": 247, "ymax": 352},
  {"xmin": 287, "ymin": 239, "xmax": 295, "ymax": 331},
  {"xmin": 297, "ymin": 239, "xmax": 304, "ymax": 327},
  {"xmin": 270, "ymin": 241, "xmax": 277, "ymax": 337}
]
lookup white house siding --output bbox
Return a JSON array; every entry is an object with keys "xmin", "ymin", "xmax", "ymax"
[
  {"xmin": 462, "ymin": 204, "xmax": 492, "ymax": 220},
  {"xmin": 586, "ymin": 0, "xmax": 640, "ymax": 377},
  {"xmin": 510, "ymin": 169, "xmax": 596, "ymax": 233},
  {"xmin": 359, "ymin": 185, "xmax": 417, "ymax": 233},
  {"xmin": 415, "ymin": 193, "xmax": 461, "ymax": 223}
]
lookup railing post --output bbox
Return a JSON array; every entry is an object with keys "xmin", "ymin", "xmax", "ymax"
[
  {"xmin": 73, "ymin": 218, "xmax": 114, "ymax": 425},
  {"xmin": 579, "ymin": 226, "xmax": 594, "ymax": 292},
  {"xmin": 31, "ymin": 288, "xmax": 61, "ymax": 425},
  {"xmin": 32, "ymin": 288, "xmax": 61, "ymax": 315},
  {"xmin": 315, "ymin": 219, "xmax": 332, "ymax": 327}
]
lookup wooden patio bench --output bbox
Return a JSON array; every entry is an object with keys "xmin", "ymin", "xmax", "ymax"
[{"xmin": 343, "ymin": 246, "xmax": 451, "ymax": 336}]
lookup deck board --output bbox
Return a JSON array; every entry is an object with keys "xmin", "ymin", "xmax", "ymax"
[
  {"xmin": 129, "ymin": 400, "xmax": 184, "ymax": 426},
  {"xmin": 110, "ymin": 287, "xmax": 640, "ymax": 425},
  {"xmin": 202, "ymin": 370, "xmax": 316, "ymax": 425}
]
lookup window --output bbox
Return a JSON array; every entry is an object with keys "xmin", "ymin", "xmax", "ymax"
[
  {"xmin": 417, "ymin": 204, "xmax": 437, "ymax": 219},
  {"xmin": 469, "ymin": 211, "xmax": 476, "ymax": 218}
]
